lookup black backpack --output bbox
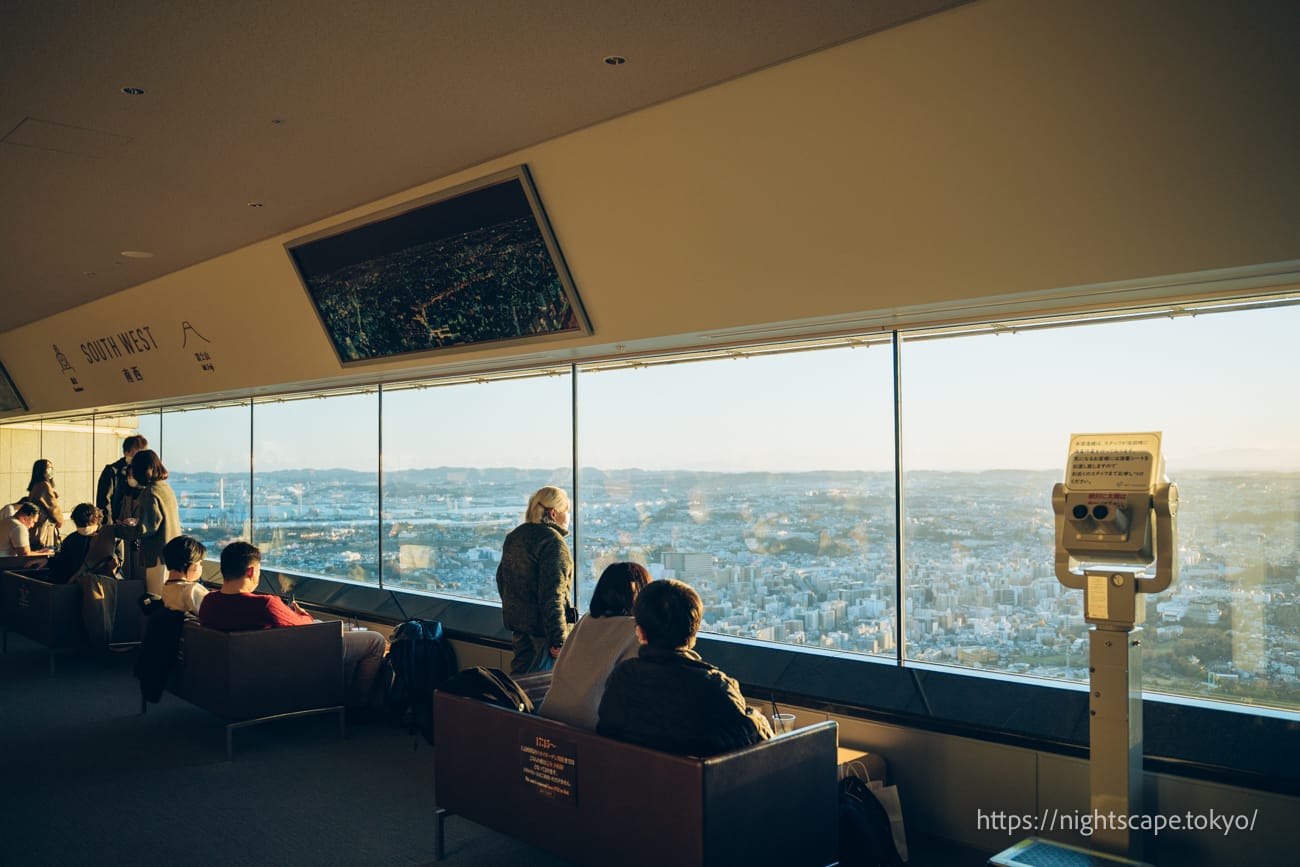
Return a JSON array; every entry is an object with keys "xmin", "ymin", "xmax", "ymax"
[
  {"xmin": 386, "ymin": 619, "xmax": 457, "ymax": 744},
  {"xmin": 437, "ymin": 666, "xmax": 534, "ymax": 714},
  {"xmin": 838, "ymin": 775, "xmax": 903, "ymax": 867}
]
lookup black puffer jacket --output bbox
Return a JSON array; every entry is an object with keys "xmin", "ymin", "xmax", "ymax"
[
  {"xmin": 495, "ymin": 519, "xmax": 573, "ymax": 647},
  {"xmin": 596, "ymin": 644, "xmax": 773, "ymax": 756}
]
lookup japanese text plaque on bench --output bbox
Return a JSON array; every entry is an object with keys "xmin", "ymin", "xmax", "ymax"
[{"xmin": 519, "ymin": 730, "xmax": 577, "ymax": 805}]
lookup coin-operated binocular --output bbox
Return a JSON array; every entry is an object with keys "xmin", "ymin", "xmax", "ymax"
[
  {"xmin": 1052, "ymin": 432, "xmax": 1178, "ymax": 631},
  {"xmin": 1049, "ymin": 433, "xmax": 1176, "ymax": 862}
]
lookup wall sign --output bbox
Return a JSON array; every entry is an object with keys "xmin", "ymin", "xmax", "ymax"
[{"xmin": 42, "ymin": 317, "xmax": 223, "ymax": 402}]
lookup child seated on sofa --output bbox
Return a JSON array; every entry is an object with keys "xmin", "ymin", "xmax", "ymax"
[
  {"xmin": 597, "ymin": 578, "xmax": 772, "ymax": 756},
  {"xmin": 161, "ymin": 535, "xmax": 209, "ymax": 616}
]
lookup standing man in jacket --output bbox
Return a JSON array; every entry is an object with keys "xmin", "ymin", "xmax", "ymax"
[
  {"xmin": 96, "ymin": 434, "xmax": 147, "ymax": 524},
  {"xmin": 495, "ymin": 486, "xmax": 575, "ymax": 675},
  {"xmin": 96, "ymin": 434, "xmax": 147, "ymax": 577}
]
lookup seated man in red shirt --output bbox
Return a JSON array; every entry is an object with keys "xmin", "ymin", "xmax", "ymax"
[{"xmin": 199, "ymin": 541, "xmax": 386, "ymax": 708}]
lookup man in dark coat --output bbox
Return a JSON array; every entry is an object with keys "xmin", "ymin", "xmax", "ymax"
[
  {"xmin": 96, "ymin": 434, "xmax": 147, "ymax": 524},
  {"xmin": 495, "ymin": 486, "xmax": 575, "ymax": 675},
  {"xmin": 597, "ymin": 579, "xmax": 772, "ymax": 756}
]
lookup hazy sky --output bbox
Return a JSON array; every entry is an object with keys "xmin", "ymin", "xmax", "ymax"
[{"xmin": 145, "ymin": 303, "xmax": 1300, "ymax": 475}]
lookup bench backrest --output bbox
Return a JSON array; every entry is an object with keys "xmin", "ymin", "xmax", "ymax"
[
  {"xmin": 169, "ymin": 620, "xmax": 344, "ymax": 721},
  {"xmin": 434, "ymin": 690, "xmax": 838, "ymax": 867},
  {"xmin": 2, "ymin": 568, "xmax": 80, "ymax": 647},
  {"xmin": 2, "ymin": 569, "xmax": 147, "ymax": 647}
]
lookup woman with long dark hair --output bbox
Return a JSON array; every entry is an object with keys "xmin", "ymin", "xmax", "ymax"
[
  {"xmin": 128, "ymin": 449, "xmax": 181, "ymax": 596},
  {"xmin": 538, "ymin": 561, "xmax": 651, "ymax": 730},
  {"xmin": 26, "ymin": 459, "xmax": 63, "ymax": 551}
]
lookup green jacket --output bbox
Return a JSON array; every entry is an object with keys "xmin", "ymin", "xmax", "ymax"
[{"xmin": 495, "ymin": 519, "xmax": 573, "ymax": 646}]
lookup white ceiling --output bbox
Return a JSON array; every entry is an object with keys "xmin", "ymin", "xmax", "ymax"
[{"xmin": 0, "ymin": 0, "xmax": 964, "ymax": 333}]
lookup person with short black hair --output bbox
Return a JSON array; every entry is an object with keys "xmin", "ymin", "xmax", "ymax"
[
  {"xmin": 45, "ymin": 503, "xmax": 103, "ymax": 582},
  {"xmin": 539, "ymin": 562, "xmax": 650, "ymax": 729},
  {"xmin": 161, "ymin": 535, "xmax": 209, "ymax": 615},
  {"xmin": 597, "ymin": 579, "xmax": 772, "ymax": 756},
  {"xmin": 2, "ymin": 502, "xmax": 51, "ymax": 557},
  {"xmin": 96, "ymin": 434, "xmax": 148, "ymax": 525},
  {"xmin": 199, "ymin": 541, "xmax": 387, "ymax": 708}
]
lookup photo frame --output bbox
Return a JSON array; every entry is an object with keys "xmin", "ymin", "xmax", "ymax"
[
  {"xmin": 287, "ymin": 165, "xmax": 590, "ymax": 365},
  {"xmin": 0, "ymin": 361, "xmax": 27, "ymax": 412}
]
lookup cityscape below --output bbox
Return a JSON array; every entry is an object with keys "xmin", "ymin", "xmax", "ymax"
[{"xmin": 167, "ymin": 466, "xmax": 1300, "ymax": 713}]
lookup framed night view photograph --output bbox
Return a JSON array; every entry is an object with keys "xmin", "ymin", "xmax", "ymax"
[{"xmin": 287, "ymin": 165, "xmax": 590, "ymax": 365}]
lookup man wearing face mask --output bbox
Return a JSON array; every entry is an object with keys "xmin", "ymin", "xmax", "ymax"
[
  {"xmin": 97, "ymin": 435, "xmax": 148, "ymax": 579},
  {"xmin": 97, "ymin": 434, "xmax": 148, "ymax": 525},
  {"xmin": 495, "ymin": 486, "xmax": 576, "ymax": 676}
]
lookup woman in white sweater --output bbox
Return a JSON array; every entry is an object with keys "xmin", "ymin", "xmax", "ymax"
[
  {"xmin": 539, "ymin": 562, "xmax": 651, "ymax": 730},
  {"xmin": 160, "ymin": 535, "xmax": 210, "ymax": 616}
]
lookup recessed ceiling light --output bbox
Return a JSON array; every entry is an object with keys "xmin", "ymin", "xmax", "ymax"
[
  {"xmin": 248, "ymin": 201, "xmax": 264, "ymax": 208},
  {"xmin": 120, "ymin": 250, "xmax": 154, "ymax": 259},
  {"xmin": 122, "ymin": 86, "xmax": 145, "ymax": 95},
  {"xmin": 83, "ymin": 271, "xmax": 96, "ymax": 277},
  {"xmin": 271, "ymin": 118, "xmax": 285, "ymax": 126},
  {"xmin": 603, "ymin": 55, "xmax": 626, "ymax": 66}
]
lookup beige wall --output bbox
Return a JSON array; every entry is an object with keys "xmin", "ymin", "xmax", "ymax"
[
  {"xmin": 784, "ymin": 700, "xmax": 1297, "ymax": 864},
  {"xmin": 3, "ymin": 0, "xmax": 1299, "ymax": 418},
  {"xmin": 0, "ymin": 421, "xmax": 140, "ymax": 508}
]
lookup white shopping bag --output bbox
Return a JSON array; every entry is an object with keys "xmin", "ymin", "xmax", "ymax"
[{"xmin": 846, "ymin": 759, "xmax": 908, "ymax": 862}]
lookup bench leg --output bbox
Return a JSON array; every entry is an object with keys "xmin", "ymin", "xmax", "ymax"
[
  {"xmin": 434, "ymin": 807, "xmax": 447, "ymax": 861},
  {"xmin": 339, "ymin": 707, "xmax": 347, "ymax": 740},
  {"xmin": 226, "ymin": 724, "xmax": 234, "ymax": 761}
]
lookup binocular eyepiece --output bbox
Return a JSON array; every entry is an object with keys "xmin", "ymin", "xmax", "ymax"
[{"xmin": 1068, "ymin": 502, "xmax": 1131, "ymax": 534}]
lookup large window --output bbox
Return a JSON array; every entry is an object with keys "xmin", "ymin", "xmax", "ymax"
[
  {"xmin": 5, "ymin": 293, "xmax": 1299, "ymax": 717},
  {"xmin": 161, "ymin": 403, "xmax": 252, "ymax": 554},
  {"xmin": 901, "ymin": 305, "xmax": 1300, "ymax": 711},
  {"xmin": 135, "ymin": 410, "xmax": 163, "ymax": 458},
  {"xmin": 379, "ymin": 372, "xmax": 573, "ymax": 601},
  {"xmin": 576, "ymin": 345, "xmax": 898, "ymax": 655},
  {"xmin": 252, "ymin": 390, "xmax": 379, "ymax": 584}
]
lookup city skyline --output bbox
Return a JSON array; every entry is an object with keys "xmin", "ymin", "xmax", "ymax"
[{"xmin": 154, "ymin": 462, "xmax": 1300, "ymax": 715}]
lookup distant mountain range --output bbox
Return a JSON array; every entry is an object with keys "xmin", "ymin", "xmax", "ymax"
[{"xmin": 174, "ymin": 461, "xmax": 1300, "ymax": 483}]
